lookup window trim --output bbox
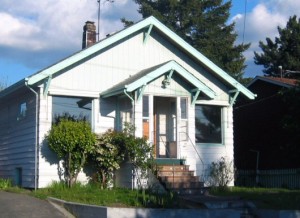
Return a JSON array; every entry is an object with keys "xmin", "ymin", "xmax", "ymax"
[
  {"xmin": 17, "ymin": 102, "xmax": 27, "ymax": 121},
  {"xmin": 180, "ymin": 97, "xmax": 188, "ymax": 120},
  {"xmin": 194, "ymin": 104, "xmax": 224, "ymax": 145}
]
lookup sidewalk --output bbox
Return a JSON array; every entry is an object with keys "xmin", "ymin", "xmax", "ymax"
[{"xmin": 0, "ymin": 191, "xmax": 73, "ymax": 218}]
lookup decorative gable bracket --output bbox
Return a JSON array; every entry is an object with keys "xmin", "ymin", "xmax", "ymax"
[
  {"xmin": 191, "ymin": 88, "xmax": 201, "ymax": 106},
  {"xmin": 229, "ymin": 89, "xmax": 240, "ymax": 106},
  {"xmin": 43, "ymin": 75, "xmax": 52, "ymax": 97},
  {"xmin": 143, "ymin": 24, "xmax": 153, "ymax": 44},
  {"xmin": 136, "ymin": 84, "xmax": 146, "ymax": 102}
]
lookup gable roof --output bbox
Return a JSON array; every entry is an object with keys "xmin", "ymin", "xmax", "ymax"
[
  {"xmin": 0, "ymin": 16, "xmax": 255, "ymax": 100},
  {"xmin": 248, "ymin": 76, "xmax": 299, "ymax": 88},
  {"xmin": 101, "ymin": 60, "xmax": 216, "ymax": 99}
]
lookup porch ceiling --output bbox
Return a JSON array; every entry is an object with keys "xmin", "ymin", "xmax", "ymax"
[{"xmin": 100, "ymin": 60, "xmax": 216, "ymax": 99}]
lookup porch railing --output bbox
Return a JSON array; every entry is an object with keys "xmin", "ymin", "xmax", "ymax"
[
  {"xmin": 179, "ymin": 132, "xmax": 205, "ymax": 178},
  {"xmin": 158, "ymin": 135, "xmax": 176, "ymax": 189}
]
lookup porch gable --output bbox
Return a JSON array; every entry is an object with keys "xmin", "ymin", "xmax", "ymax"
[{"xmin": 101, "ymin": 60, "xmax": 216, "ymax": 103}]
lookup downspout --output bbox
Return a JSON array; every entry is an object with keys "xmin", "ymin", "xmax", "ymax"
[
  {"xmin": 124, "ymin": 89, "xmax": 134, "ymax": 105},
  {"xmin": 25, "ymin": 78, "xmax": 39, "ymax": 191}
]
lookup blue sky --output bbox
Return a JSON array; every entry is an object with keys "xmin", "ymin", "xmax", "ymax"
[{"xmin": 1, "ymin": 0, "xmax": 299, "ymax": 86}]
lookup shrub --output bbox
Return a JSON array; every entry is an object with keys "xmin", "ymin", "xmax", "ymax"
[
  {"xmin": 208, "ymin": 157, "xmax": 234, "ymax": 188},
  {"xmin": 46, "ymin": 119, "xmax": 96, "ymax": 187},
  {"xmin": 0, "ymin": 178, "xmax": 12, "ymax": 189},
  {"xmin": 89, "ymin": 123, "xmax": 153, "ymax": 189}
]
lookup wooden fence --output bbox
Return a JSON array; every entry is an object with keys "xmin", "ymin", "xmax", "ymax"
[{"xmin": 235, "ymin": 168, "xmax": 300, "ymax": 189}]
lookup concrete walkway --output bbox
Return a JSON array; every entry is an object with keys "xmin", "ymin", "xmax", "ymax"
[{"xmin": 0, "ymin": 191, "xmax": 73, "ymax": 218}]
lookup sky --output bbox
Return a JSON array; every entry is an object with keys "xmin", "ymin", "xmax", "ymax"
[{"xmin": 0, "ymin": 0, "xmax": 300, "ymax": 86}]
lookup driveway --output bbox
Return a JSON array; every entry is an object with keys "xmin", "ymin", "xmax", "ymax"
[{"xmin": 0, "ymin": 191, "xmax": 73, "ymax": 218}]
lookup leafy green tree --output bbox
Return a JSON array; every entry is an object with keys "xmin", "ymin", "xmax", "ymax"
[
  {"xmin": 254, "ymin": 15, "xmax": 300, "ymax": 77},
  {"xmin": 123, "ymin": 0, "xmax": 250, "ymax": 81},
  {"xmin": 46, "ymin": 119, "xmax": 96, "ymax": 187}
]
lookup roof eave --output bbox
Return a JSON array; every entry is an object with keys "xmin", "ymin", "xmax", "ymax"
[
  {"xmin": 0, "ymin": 79, "xmax": 26, "ymax": 99},
  {"xmin": 26, "ymin": 16, "xmax": 254, "ymax": 100}
]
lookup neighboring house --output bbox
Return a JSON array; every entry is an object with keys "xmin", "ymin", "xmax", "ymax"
[
  {"xmin": 0, "ymin": 16, "xmax": 255, "ymax": 189},
  {"xmin": 234, "ymin": 76, "xmax": 299, "ymax": 171}
]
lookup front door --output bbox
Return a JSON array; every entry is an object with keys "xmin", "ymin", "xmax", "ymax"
[{"xmin": 154, "ymin": 97, "xmax": 177, "ymax": 158}]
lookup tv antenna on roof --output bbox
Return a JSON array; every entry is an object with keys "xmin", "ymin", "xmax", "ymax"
[
  {"xmin": 242, "ymin": 0, "xmax": 247, "ymax": 44},
  {"xmin": 97, "ymin": 0, "xmax": 114, "ymax": 41}
]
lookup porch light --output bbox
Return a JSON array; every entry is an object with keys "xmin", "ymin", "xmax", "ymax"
[{"xmin": 162, "ymin": 78, "xmax": 170, "ymax": 87}]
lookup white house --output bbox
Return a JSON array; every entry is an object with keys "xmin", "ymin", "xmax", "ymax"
[{"xmin": 0, "ymin": 16, "xmax": 255, "ymax": 189}]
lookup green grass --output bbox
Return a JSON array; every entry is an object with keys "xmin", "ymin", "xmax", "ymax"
[
  {"xmin": 2, "ymin": 181, "xmax": 300, "ymax": 210},
  {"xmin": 0, "ymin": 178, "xmax": 12, "ymax": 189},
  {"xmin": 210, "ymin": 186, "xmax": 300, "ymax": 210},
  {"xmin": 30, "ymin": 182, "xmax": 178, "ymax": 208}
]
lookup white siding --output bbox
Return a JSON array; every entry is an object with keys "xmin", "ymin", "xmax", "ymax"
[
  {"xmin": 180, "ymin": 105, "xmax": 234, "ymax": 185},
  {"xmin": 49, "ymin": 29, "xmax": 232, "ymax": 186},
  {"xmin": 49, "ymin": 31, "xmax": 229, "ymax": 102},
  {"xmin": 37, "ymin": 93, "xmax": 90, "ymax": 188},
  {"xmin": 1, "ymin": 27, "xmax": 236, "ymax": 187}
]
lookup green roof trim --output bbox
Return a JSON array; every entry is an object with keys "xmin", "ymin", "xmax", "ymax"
[
  {"xmin": 23, "ymin": 16, "xmax": 255, "ymax": 100},
  {"xmin": 101, "ymin": 60, "xmax": 216, "ymax": 99}
]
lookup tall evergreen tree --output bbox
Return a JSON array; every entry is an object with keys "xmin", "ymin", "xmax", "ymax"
[
  {"xmin": 124, "ymin": 0, "xmax": 250, "ymax": 81},
  {"xmin": 254, "ymin": 15, "xmax": 300, "ymax": 78}
]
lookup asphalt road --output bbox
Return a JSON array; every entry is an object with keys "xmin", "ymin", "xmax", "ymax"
[{"xmin": 0, "ymin": 191, "xmax": 71, "ymax": 218}]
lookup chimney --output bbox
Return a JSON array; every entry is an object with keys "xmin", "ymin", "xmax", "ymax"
[{"xmin": 82, "ymin": 21, "xmax": 96, "ymax": 49}]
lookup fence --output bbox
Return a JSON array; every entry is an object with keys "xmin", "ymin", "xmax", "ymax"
[{"xmin": 235, "ymin": 168, "xmax": 300, "ymax": 189}]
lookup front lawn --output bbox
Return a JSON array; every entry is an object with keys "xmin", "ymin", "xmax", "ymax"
[
  {"xmin": 1, "ymin": 178, "xmax": 300, "ymax": 210},
  {"xmin": 31, "ymin": 182, "xmax": 178, "ymax": 208}
]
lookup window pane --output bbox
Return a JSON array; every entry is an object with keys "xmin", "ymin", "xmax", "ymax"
[
  {"xmin": 180, "ymin": 98, "xmax": 187, "ymax": 119},
  {"xmin": 195, "ymin": 105, "xmax": 222, "ymax": 143},
  {"xmin": 143, "ymin": 95, "xmax": 149, "ymax": 118},
  {"xmin": 52, "ymin": 96, "xmax": 92, "ymax": 122}
]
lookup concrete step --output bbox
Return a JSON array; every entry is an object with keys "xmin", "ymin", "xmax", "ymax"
[
  {"xmin": 157, "ymin": 170, "xmax": 194, "ymax": 177},
  {"xmin": 165, "ymin": 181, "xmax": 204, "ymax": 189},
  {"xmin": 160, "ymin": 176, "xmax": 199, "ymax": 183},
  {"xmin": 154, "ymin": 158, "xmax": 185, "ymax": 165},
  {"xmin": 171, "ymin": 188, "xmax": 207, "ymax": 195},
  {"xmin": 157, "ymin": 165, "xmax": 190, "ymax": 171}
]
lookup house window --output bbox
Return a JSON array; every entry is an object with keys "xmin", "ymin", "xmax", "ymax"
[
  {"xmin": 143, "ymin": 95, "xmax": 149, "ymax": 139},
  {"xmin": 143, "ymin": 95, "xmax": 149, "ymax": 118},
  {"xmin": 52, "ymin": 96, "xmax": 92, "ymax": 123},
  {"xmin": 118, "ymin": 96, "xmax": 132, "ymax": 130},
  {"xmin": 195, "ymin": 105, "xmax": 222, "ymax": 144},
  {"xmin": 17, "ymin": 102, "xmax": 27, "ymax": 120},
  {"xmin": 180, "ymin": 97, "xmax": 187, "ymax": 119}
]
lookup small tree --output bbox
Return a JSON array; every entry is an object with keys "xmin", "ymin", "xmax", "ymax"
[
  {"xmin": 46, "ymin": 119, "xmax": 96, "ymax": 187},
  {"xmin": 122, "ymin": 123, "xmax": 153, "ymax": 187}
]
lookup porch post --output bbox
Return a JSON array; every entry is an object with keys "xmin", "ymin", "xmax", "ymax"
[{"xmin": 134, "ymin": 94, "xmax": 143, "ymax": 137}]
